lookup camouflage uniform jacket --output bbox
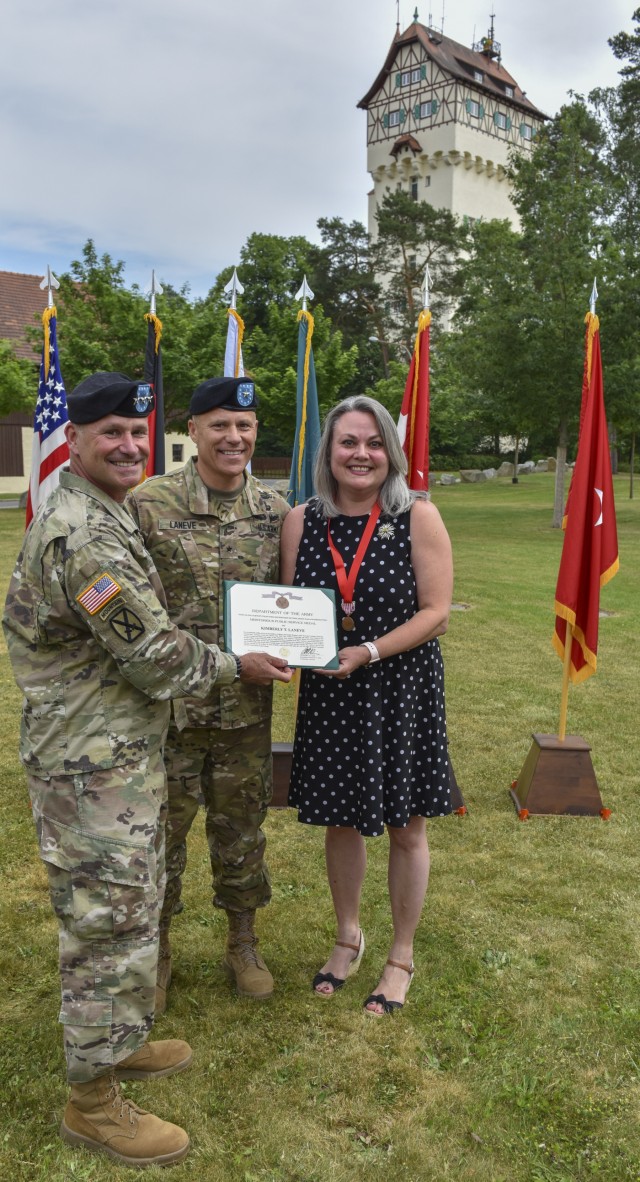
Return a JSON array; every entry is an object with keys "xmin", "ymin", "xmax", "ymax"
[
  {"xmin": 127, "ymin": 458, "xmax": 289, "ymax": 731},
  {"xmin": 2, "ymin": 470, "xmax": 237, "ymax": 777}
]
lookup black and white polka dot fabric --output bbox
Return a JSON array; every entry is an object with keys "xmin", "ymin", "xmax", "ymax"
[{"xmin": 289, "ymin": 500, "xmax": 452, "ymax": 837}]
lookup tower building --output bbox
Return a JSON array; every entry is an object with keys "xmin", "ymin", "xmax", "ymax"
[{"xmin": 358, "ymin": 13, "xmax": 546, "ymax": 237}]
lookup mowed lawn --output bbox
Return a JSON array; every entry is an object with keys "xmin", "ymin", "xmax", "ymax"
[{"xmin": 0, "ymin": 474, "xmax": 638, "ymax": 1182}]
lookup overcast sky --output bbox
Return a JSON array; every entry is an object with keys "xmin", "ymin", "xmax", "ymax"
[{"xmin": 1, "ymin": 0, "xmax": 633, "ymax": 298}]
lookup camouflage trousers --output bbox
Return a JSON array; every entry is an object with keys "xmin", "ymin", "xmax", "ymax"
[
  {"xmin": 27, "ymin": 751, "xmax": 167, "ymax": 1083},
  {"xmin": 160, "ymin": 718, "xmax": 273, "ymax": 924}
]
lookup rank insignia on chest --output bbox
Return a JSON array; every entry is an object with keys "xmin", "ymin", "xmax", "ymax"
[
  {"xmin": 108, "ymin": 606, "xmax": 146, "ymax": 643},
  {"xmin": 76, "ymin": 573, "xmax": 122, "ymax": 615}
]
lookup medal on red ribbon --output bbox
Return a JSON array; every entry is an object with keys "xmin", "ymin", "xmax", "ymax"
[{"xmin": 327, "ymin": 504, "xmax": 382, "ymax": 631}]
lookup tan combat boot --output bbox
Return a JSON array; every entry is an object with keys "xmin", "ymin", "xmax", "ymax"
[
  {"xmin": 155, "ymin": 926, "xmax": 172, "ymax": 1015},
  {"xmin": 60, "ymin": 1072, "xmax": 190, "ymax": 1167},
  {"xmin": 223, "ymin": 909, "xmax": 274, "ymax": 999},
  {"xmin": 116, "ymin": 1038, "xmax": 192, "ymax": 1080}
]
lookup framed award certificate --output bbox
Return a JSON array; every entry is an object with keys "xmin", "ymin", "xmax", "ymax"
[{"xmin": 223, "ymin": 581, "xmax": 339, "ymax": 670}]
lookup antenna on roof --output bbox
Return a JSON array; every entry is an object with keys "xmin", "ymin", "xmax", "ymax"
[
  {"xmin": 441, "ymin": 0, "xmax": 445, "ymax": 34},
  {"xmin": 396, "ymin": 0, "xmax": 399, "ymax": 31},
  {"xmin": 473, "ymin": 11, "xmax": 501, "ymax": 60},
  {"xmin": 413, "ymin": 6, "xmax": 419, "ymax": 21}
]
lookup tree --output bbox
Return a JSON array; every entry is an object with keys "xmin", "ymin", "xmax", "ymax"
[
  {"xmin": 54, "ymin": 240, "xmax": 148, "ymax": 391},
  {"xmin": 0, "ymin": 340, "xmax": 34, "ymax": 415},
  {"xmin": 373, "ymin": 190, "xmax": 468, "ymax": 351},
  {"xmin": 445, "ymin": 219, "xmax": 543, "ymax": 474},
  {"xmin": 509, "ymin": 101, "xmax": 610, "ymax": 524},
  {"xmin": 313, "ymin": 216, "xmax": 387, "ymax": 391},
  {"xmin": 246, "ymin": 302, "xmax": 358, "ymax": 455},
  {"xmin": 590, "ymin": 8, "xmax": 640, "ymax": 494}
]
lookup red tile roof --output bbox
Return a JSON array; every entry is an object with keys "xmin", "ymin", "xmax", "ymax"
[
  {"xmin": 0, "ymin": 270, "xmax": 47, "ymax": 362},
  {"xmin": 358, "ymin": 22, "xmax": 546, "ymax": 119}
]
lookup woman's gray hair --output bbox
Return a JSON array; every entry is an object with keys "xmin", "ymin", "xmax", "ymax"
[{"xmin": 313, "ymin": 395, "xmax": 417, "ymax": 518}]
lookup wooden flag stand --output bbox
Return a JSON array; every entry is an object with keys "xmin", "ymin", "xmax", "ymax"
[
  {"xmin": 271, "ymin": 742, "xmax": 467, "ymax": 813},
  {"xmin": 509, "ymin": 626, "xmax": 609, "ymax": 820}
]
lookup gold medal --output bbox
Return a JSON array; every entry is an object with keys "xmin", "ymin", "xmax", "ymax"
[
  {"xmin": 276, "ymin": 595, "xmax": 289, "ymax": 608},
  {"xmin": 342, "ymin": 616, "xmax": 355, "ymax": 631}
]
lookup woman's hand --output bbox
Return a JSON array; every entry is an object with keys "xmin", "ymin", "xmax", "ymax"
[{"xmin": 315, "ymin": 645, "xmax": 370, "ymax": 679}]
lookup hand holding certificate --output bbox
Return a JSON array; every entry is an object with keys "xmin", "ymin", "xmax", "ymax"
[{"xmin": 224, "ymin": 581, "xmax": 339, "ymax": 670}]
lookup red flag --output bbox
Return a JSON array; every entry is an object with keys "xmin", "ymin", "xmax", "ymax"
[
  {"xmin": 553, "ymin": 319, "xmax": 619, "ymax": 683},
  {"xmin": 26, "ymin": 307, "xmax": 70, "ymax": 527},
  {"xmin": 397, "ymin": 309, "xmax": 430, "ymax": 491}
]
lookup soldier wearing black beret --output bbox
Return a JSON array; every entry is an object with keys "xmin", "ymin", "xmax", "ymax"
[
  {"xmin": 127, "ymin": 373, "xmax": 291, "ymax": 1008},
  {"xmin": 3, "ymin": 369, "xmax": 289, "ymax": 1166},
  {"xmin": 67, "ymin": 371, "xmax": 155, "ymax": 424}
]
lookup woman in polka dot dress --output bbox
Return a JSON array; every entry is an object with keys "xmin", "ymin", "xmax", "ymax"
[{"xmin": 280, "ymin": 396, "xmax": 453, "ymax": 1015}]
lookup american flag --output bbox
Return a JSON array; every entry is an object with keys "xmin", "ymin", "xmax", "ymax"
[
  {"xmin": 76, "ymin": 573, "xmax": 122, "ymax": 615},
  {"xmin": 25, "ymin": 309, "xmax": 70, "ymax": 527}
]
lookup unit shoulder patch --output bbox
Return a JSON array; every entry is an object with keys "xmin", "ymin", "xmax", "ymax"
[{"xmin": 108, "ymin": 605, "xmax": 146, "ymax": 643}]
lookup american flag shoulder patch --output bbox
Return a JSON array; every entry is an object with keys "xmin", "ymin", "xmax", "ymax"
[{"xmin": 76, "ymin": 573, "xmax": 122, "ymax": 615}]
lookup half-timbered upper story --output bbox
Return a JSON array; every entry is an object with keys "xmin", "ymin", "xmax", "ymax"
[{"xmin": 358, "ymin": 16, "xmax": 547, "ymax": 237}]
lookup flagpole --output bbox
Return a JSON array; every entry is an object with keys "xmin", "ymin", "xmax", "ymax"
[
  {"xmin": 558, "ymin": 625, "xmax": 573, "ymax": 741},
  {"xmin": 223, "ymin": 268, "xmax": 245, "ymax": 379},
  {"xmin": 39, "ymin": 265, "xmax": 60, "ymax": 310}
]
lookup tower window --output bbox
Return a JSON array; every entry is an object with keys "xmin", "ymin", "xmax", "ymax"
[
  {"xmin": 504, "ymin": 84, "xmax": 514, "ymax": 98},
  {"xmin": 520, "ymin": 122, "xmax": 533, "ymax": 140},
  {"xmin": 467, "ymin": 99, "xmax": 482, "ymax": 118},
  {"xmin": 473, "ymin": 69, "xmax": 484, "ymax": 83},
  {"xmin": 397, "ymin": 65, "xmax": 426, "ymax": 87},
  {"xmin": 172, "ymin": 444, "xmax": 184, "ymax": 463},
  {"xmin": 389, "ymin": 109, "xmax": 401, "ymax": 127},
  {"xmin": 425, "ymin": 175, "xmax": 431, "ymax": 188},
  {"xmin": 411, "ymin": 178, "xmax": 419, "ymax": 200},
  {"xmin": 416, "ymin": 98, "xmax": 439, "ymax": 119},
  {"xmin": 495, "ymin": 112, "xmax": 507, "ymax": 130}
]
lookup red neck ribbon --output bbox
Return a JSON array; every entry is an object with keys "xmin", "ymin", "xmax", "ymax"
[{"xmin": 327, "ymin": 503, "xmax": 382, "ymax": 610}]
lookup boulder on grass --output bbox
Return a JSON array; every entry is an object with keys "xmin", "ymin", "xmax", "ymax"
[
  {"xmin": 460, "ymin": 469, "xmax": 487, "ymax": 483},
  {"xmin": 497, "ymin": 461, "xmax": 514, "ymax": 477},
  {"xmin": 440, "ymin": 473, "xmax": 457, "ymax": 485},
  {"xmin": 547, "ymin": 456, "xmax": 557, "ymax": 472},
  {"xmin": 517, "ymin": 461, "xmax": 536, "ymax": 474},
  {"xmin": 482, "ymin": 467, "xmax": 497, "ymax": 480}
]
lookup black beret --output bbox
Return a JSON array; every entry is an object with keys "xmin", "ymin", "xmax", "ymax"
[
  {"xmin": 67, "ymin": 372, "xmax": 155, "ymax": 424},
  {"xmin": 190, "ymin": 376, "xmax": 258, "ymax": 416}
]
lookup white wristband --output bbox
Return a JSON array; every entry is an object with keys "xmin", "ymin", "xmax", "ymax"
[{"xmin": 362, "ymin": 641, "xmax": 381, "ymax": 664}]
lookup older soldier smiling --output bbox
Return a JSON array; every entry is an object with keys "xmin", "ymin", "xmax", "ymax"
[{"xmin": 3, "ymin": 371, "xmax": 290, "ymax": 1169}]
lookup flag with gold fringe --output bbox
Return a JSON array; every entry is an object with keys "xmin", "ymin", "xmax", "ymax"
[
  {"xmin": 143, "ymin": 310, "xmax": 165, "ymax": 476},
  {"xmin": 397, "ymin": 308, "xmax": 431, "ymax": 490},
  {"xmin": 552, "ymin": 312, "xmax": 619, "ymax": 683},
  {"xmin": 26, "ymin": 306, "xmax": 69, "ymax": 526},
  {"xmin": 288, "ymin": 308, "xmax": 321, "ymax": 507}
]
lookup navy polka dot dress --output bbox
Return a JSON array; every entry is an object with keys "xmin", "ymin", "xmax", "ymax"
[{"xmin": 289, "ymin": 500, "xmax": 452, "ymax": 837}]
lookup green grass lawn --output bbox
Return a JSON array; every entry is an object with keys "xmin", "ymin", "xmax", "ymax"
[{"xmin": 1, "ymin": 475, "xmax": 639, "ymax": 1181}]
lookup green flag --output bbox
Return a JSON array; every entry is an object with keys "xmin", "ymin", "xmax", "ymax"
[{"xmin": 288, "ymin": 309, "xmax": 321, "ymax": 506}]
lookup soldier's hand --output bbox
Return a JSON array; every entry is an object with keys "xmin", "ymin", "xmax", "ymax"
[{"xmin": 240, "ymin": 652, "xmax": 293, "ymax": 685}]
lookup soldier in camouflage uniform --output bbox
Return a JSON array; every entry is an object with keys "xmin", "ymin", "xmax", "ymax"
[
  {"xmin": 127, "ymin": 375, "xmax": 289, "ymax": 1005},
  {"xmin": 3, "ymin": 372, "xmax": 291, "ymax": 1168}
]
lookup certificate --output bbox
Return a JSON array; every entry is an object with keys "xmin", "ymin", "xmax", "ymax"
[{"xmin": 223, "ymin": 581, "xmax": 339, "ymax": 669}]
